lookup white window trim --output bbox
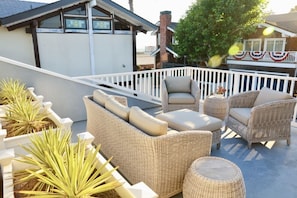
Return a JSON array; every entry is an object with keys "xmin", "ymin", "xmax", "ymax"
[
  {"xmin": 263, "ymin": 38, "xmax": 286, "ymax": 51},
  {"xmin": 243, "ymin": 39, "xmax": 262, "ymax": 51}
]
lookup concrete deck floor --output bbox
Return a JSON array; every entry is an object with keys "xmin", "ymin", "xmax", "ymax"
[{"xmin": 72, "ymin": 119, "xmax": 297, "ymax": 198}]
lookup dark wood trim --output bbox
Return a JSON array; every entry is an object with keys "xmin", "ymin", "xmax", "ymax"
[
  {"xmin": 132, "ymin": 26, "xmax": 137, "ymax": 72},
  {"xmin": 31, "ymin": 20, "xmax": 41, "ymax": 68}
]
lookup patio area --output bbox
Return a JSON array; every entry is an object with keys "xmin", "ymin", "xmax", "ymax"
[
  {"xmin": 2, "ymin": 57, "xmax": 297, "ymax": 198},
  {"xmin": 72, "ymin": 106, "xmax": 297, "ymax": 198}
]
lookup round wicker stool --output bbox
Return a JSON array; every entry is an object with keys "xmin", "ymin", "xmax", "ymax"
[{"xmin": 183, "ymin": 156, "xmax": 246, "ymax": 198}]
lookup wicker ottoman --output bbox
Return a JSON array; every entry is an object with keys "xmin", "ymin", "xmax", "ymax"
[
  {"xmin": 183, "ymin": 156, "xmax": 246, "ymax": 198},
  {"xmin": 156, "ymin": 109, "xmax": 222, "ymax": 149}
]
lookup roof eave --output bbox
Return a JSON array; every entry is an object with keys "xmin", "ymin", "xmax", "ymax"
[
  {"xmin": 1, "ymin": 0, "xmax": 84, "ymax": 28},
  {"xmin": 259, "ymin": 22, "xmax": 297, "ymax": 37},
  {"xmin": 1, "ymin": 0, "xmax": 157, "ymax": 33},
  {"xmin": 99, "ymin": 0, "xmax": 156, "ymax": 32}
]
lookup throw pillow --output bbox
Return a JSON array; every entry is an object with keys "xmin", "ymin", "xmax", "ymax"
[
  {"xmin": 129, "ymin": 106, "xmax": 168, "ymax": 136},
  {"xmin": 254, "ymin": 87, "xmax": 291, "ymax": 106},
  {"xmin": 105, "ymin": 97, "xmax": 130, "ymax": 121},
  {"xmin": 93, "ymin": 89, "xmax": 109, "ymax": 106}
]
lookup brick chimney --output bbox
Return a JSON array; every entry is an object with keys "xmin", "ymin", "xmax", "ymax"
[{"xmin": 159, "ymin": 11, "xmax": 172, "ymax": 68}]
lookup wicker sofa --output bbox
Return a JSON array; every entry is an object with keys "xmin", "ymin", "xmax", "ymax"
[{"xmin": 83, "ymin": 90, "xmax": 212, "ymax": 198}]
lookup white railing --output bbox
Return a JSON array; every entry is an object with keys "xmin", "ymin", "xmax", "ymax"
[
  {"xmin": 75, "ymin": 66, "xmax": 297, "ymax": 101},
  {"xmin": 75, "ymin": 66, "xmax": 297, "ymax": 125}
]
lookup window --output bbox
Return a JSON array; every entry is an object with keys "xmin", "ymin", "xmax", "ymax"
[
  {"xmin": 93, "ymin": 20, "xmax": 111, "ymax": 30},
  {"xmin": 114, "ymin": 19, "xmax": 130, "ymax": 31},
  {"xmin": 92, "ymin": 8, "xmax": 109, "ymax": 17},
  {"xmin": 65, "ymin": 6, "xmax": 86, "ymax": 15},
  {"xmin": 39, "ymin": 15, "xmax": 62, "ymax": 29},
  {"xmin": 65, "ymin": 18, "xmax": 87, "ymax": 29},
  {"xmin": 244, "ymin": 39, "xmax": 261, "ymax": 51},
  {"xmin": 64, "ymin": 5, "xmax": 87, "ymax": 30},
  {"xmin": 264, "ymin": 38, "xmax": 286, "ymax": 51},
  {"xmin": 172, "ymin": 35, "xmax": 178, "ymax": 45}
]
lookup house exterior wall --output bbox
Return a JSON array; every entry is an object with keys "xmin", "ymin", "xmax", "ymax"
[
  {"xmin": 93, "ymin": 34, "xmax": 133, "ymax": 74},
  {"xmin": 17, "ymin": 32, "xmax": 133, "ymax": 77},
  {"xmin": 38, "ymin": 33, "xmax": 91, "ymax": 76},
  {"xmin": 0, "ymin": 26, "xmax": 35, "ymax": 66}
]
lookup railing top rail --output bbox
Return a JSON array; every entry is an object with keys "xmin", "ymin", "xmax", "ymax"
[{"xmin": 75, "ymin": 66, "xmax": 297, "ymax": 81}]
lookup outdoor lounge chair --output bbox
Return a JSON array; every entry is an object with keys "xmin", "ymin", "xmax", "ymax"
[
  {"xmin": 161, "ymin": 76, "xmax": 200, "ymax": 112},
  {"xmin": 226, "ymin": 87, "xmax": 297, "ymax": 149}
]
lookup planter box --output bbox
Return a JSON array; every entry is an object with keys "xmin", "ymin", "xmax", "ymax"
[
  {"xmin": 0, "ymin": 132, "xmax": 158, "ymax": 198},
  {"xmin": 0, "ymin": 87, "xmax": 44, "ymax": 125},
  {"xmin": 0, "ymin": 101, "xmax": 73, "ymax": 155}
]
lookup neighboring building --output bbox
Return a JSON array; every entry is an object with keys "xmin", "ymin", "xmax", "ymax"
[
  {"xmin": 151, "ymin": 11, "xmax": 180, "ymax": 69},
  {"xmin": 227, "ymin": 12, "xmax": 297, "ymax": 77},
  {"xmin": 0, "ymin": 0, "xmax": 156, "ymax": 76},
  {"xmin": 152, "ymin": 11, "xmax": 297, "ymax": 77},
  {"xmin": 136, "ymin": 46, "xmax": 155, "ymax": 70}
]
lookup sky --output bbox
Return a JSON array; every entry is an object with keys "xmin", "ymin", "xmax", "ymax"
[{"xmin": 27, "ymin": 0, "xmax": 297, "ymax": 50}]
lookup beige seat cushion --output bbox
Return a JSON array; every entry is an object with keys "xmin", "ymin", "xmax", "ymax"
[
  {"xmin": 156, "ymin": 109, "xmax": 222, "ymax": 131},
  {"xmin": 165, "ymin": 76, "xmax": 191, "ymax": 93},
  {"xmin": 93, "ymin": 89, "xmax": 109, "ymax": 106},
  {"xmin": 229, "ymin": 108, "xmax": 251, "ymax": 125},
  {"xmin": 168, "ymin": 93, "xmax": 195, "ymax": 104},
  {"xmin": 254, "ymin": 87, "xmax": 291, "ymax": 106},
  {"xmin": 129, "ymin": 106, "xmax": 168, "ymax": 136},
  {"xmin": 105, "ymin": 97, "xmax": 130, "ymax": 121}
]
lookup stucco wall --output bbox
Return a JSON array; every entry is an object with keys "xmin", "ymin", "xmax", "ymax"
[
  {"xmin": 38, "ymin": 33, "xmax": 91, "ymax": 76},
  {"xmin": 0, "ymin": 56, "xmax": 95, "ymax": 122},
  {"xmin": 0, "ymin": 27, "xmax": 35, "ymax": 65},
  {"xmin": 37, "ymin": 32, "xmax": 133, "ymax": 76},
  {"xmin": 93, "ymin": 34, "xmax": 133, "ymax": 74}
]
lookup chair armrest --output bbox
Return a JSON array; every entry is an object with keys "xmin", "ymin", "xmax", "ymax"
[
  {"xmin": 228, "ymin": 91, "xmax": 259, "ymax": 108},
  {"xmin": 249, "ymin": 98, "xmax": 297, "ymax": 126},
  {"xmin": 191, "ymin": 80, "xmax": 201, "ymax": 100}
]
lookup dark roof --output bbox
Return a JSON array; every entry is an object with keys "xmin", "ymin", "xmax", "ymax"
[
  {"xmin": 0, "ymin": 0, "xmax": 46, "ymax": 18},
  {"xmin": 265, "ymin": 12, "xmax": 297, "ymax": 33},
  {"xmin": 0, "ymin": 0, "xmax": 156, "ymax": 32},
  {"xmin": 168, "ymin": 22, "xmax": 177, "ymax": 31}
]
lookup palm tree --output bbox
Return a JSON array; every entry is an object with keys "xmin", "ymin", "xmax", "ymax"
[{"xmin": 128, "ymin": 0, "xmax": 134, "ymax": 12}]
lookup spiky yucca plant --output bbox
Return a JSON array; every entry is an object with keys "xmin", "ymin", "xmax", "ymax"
[
  {"xmin": 14, "ymin": 128, "xmax": 121, "ymax": 197},
  {"xmin": 2, "ymin": 96, "xmax": 53, "ymax": 137},
  {"xmin": 0, "ymin": 78, "xmax": 31, "ymax": 105}
]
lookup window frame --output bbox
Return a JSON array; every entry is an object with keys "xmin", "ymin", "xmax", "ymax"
[
  {"xmin": 243, "ymin": 39, "xmax": 262, "ymax": 51},
  {"xmin": 264, "ymin": 38, "xmax": 286, "ymax": 52}
]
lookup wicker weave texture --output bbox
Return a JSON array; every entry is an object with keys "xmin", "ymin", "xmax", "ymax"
[
  {"xmin": 183, "ymin": 157, "xmax": 246, "ymax": 198},
  {"xmin": 83, "ymin": 96, "xmax": 213, "ymax": 198},
  {"xmin": 161, "ymin": 79, "xmax": 200, "ymax": 113},
  {"xmin": 203, "ymin": 96, "xmax": 228, "ymax": 121},
  {"xmin": 226, "ymin": 91, "xmax": 297, "ymax": 148}
]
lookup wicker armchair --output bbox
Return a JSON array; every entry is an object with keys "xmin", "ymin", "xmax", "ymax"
[
  {"xmin": 226, "ymin": 87, "xmax": 297, "ymax": 149},
  {"xmin": 161, "ymin": 76, "xmax": 200, "ymax": 113}
]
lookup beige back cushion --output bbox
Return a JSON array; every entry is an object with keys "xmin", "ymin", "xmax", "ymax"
[
  {"xmin": 254, "ymin": 87, "xmax": 292, "ymax": 106},
  {"xmin": 93, "ymin": 89, "xmax": 109, "ymax": 106},
  {"xmin": 129, "ymin": 106, "xmax": 168, "ymax": 136},
  {"xmin": 165, "ymin": 76, "xmax": 191, "ymax": 93},
  {"xmin": 105, "ymin": 97, "xmax": 130, "ymax": 121}
]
